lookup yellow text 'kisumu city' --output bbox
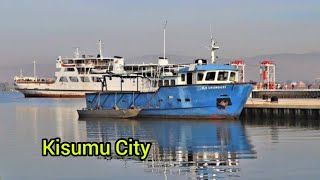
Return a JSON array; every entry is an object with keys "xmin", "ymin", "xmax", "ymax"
[{"xmin": 42, "ymin": 138, "xmax": 152, "ymax": 160}]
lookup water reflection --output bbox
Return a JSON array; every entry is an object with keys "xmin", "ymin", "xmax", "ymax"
[
  {"xmin": 14, "ymin": 103, "xmax": 87, "ymax": 143},
  {"xmin": 2, "ymin": 92, "xmax": 320, "ymax": 179},
  {"xmin": 80, "ymin": 118, "xmax": 257, "ymax": 179},
  {"xmin": 241, "ymin": 116, "xmax": 320, "ymax": 129}
]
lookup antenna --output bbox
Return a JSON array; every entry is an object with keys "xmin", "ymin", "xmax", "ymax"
[
  {"xmin": 33, "ymin": 60, "xmax": 37, "ymax": 78},
  {"xmin": 163, "ymin": 20, "xmax": 167, "ymax": 60},
  {"xmin": 98, "ymin": 40, "xmax": 104, "ymax": 60},
  {"xmin": 210, "ymin": 24, "xmax": 213, "ymax": 42},
  {"xmin": 73, "ymin": 47, "xmax": 80, "ymax": 58},
  {"xmin": 20, "ymin": 68, "xmax": 23, "ymax": 78},
  {"xmin": 209, "ymin": 25, "xmax": 219, "ymax": 64}
]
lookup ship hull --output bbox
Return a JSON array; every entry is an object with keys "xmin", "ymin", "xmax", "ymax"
[
  {"xmin": 16, "ymin": 89, "xmax": 90, "ymax": 98},
  {"xmin": 14, "ymin": 81, "xmax": 102, "ymax": 98},
  {"xmin": 84, "ymin": 83, "xmax": 253, "ymax": 119},
  {"xmin": 77, "ymin": 109, "xmax": 141, "ymax": 118}
]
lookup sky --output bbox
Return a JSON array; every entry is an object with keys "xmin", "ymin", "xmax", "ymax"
[{"xmin": 0, "ymin": 0, "xmax": 319, "ymax": 80}]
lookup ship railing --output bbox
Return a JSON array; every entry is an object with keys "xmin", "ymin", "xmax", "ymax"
[{"xmin": 15, "ymin": 77, "xmax": 55, "ymax": 84}]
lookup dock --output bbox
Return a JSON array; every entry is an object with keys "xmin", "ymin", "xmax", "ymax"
[
  {"xmin": 242, "ymin": 98, "xmax": 320, "ymax": 118},
  {"xmin": 251, "ymin": 89, "xmax": 320, "ymax": 98}
]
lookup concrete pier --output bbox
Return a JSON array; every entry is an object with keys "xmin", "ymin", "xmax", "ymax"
[
  {"xmin": 251, "ymin": 89, "xmax": 320, "ymax": 98},
  {"xmin": 243, "ymin": 98, "xmax": 320, "ymax": 118}
]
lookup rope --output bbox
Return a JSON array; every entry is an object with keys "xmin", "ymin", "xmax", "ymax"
[{"xmin": 142, "ymin": 89, "xmax": 160, "ymax": 109}]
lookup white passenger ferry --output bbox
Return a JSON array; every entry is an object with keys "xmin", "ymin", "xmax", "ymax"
[{"xmin": 14, "ymin": 41, "xmax": 186, "ymax": 97}]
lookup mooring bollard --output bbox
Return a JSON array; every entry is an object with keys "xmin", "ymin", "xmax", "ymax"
[{"xmin": 271, "ymin": 96, "xmax": 278, "ymax": 103}]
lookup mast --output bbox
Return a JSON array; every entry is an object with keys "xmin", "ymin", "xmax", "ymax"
[
  {"xmin": 74, "ymin": 47, "xmax": 80, "ymax": 58},
  {"xmin": 33, "ymin": 60, "xmax": 37, "ymax": 78},
  {"xmin": 98, "ymin": 40, "xmax": 104, "ymax": 60},
  {"xmin": 20, "ymin": 68, "xmax": 23, "ymax": 78},
  {"xmin": 163, "ymin": 20, "xmax": 167, "ymax": 60},
  {"xmin": 209, "ymin": 25, "xmax": 219, "ymax": 63}
]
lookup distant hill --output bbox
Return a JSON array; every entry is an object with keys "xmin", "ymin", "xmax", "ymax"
[
  {"xmin": 125, "ymin": 54, "xmax": 207, "ymax": 64},
  {"xmin": 0, "ymin": 52, "xmax": 319, "ymax": 83},
  {"xmin": 128, "ymin": 53, "xmax": 320, "ymax": 83}
]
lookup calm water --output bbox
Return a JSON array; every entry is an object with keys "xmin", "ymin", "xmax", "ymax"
[{"xmin": 0, "ymin": 92, "xmax": 320, "ymax": 180}]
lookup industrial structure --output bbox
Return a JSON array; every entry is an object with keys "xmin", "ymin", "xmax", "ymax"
[
  {"xmin": 230, "ymin": 58, "xmax": 245, "ymax": 83},
  {"xmin": 260, "ymin": 60, "xmax": 276, "ymax": 89}
]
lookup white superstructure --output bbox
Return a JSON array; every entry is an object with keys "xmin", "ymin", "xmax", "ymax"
[
  {"xmin": 14, "ymin": 41, "xmax": 187, "ymax": 97},
  {"xmin": 14, "ymin": 41, "xmax": 134, "ymax": 97}
]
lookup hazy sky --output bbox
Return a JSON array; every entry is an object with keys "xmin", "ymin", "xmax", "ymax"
[{"xmin": 0, "ymin": 0, "xmax": 319, "ymax": 67}]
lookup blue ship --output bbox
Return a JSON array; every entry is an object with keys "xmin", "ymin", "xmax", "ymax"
[{"xmin": 84, "ymin": 62, "xmax": 253, "ymax": 119}]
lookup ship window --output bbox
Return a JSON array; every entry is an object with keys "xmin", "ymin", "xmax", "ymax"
[
  {"xmin": 230, "ymin": 72, "xmax": 236, "ymax": 81},
  {"xmin": 69, "ymin": 76, "xmax": 79, "ymax": 82},
  {"xmin": 170, "ymin": 80, "xmax": 175, "ymax": 86},
  {"xmin": 205, "ymin": 72, "xmax": 216, "ymax": 81},
  {"xmin": 181, "ymin": 74, "xmax": 186, "ymax": 81},
  {"xmin": 81, "ymin": 76, "xmax": 90, "ymax": 82},
  {"xmin": 217, "ymin": 71, "xmax": 229, "ymax": 81},
  {"xmin": 158, "ymin": 80, "xmax": 163, "ymax": 87},
  {"xmin": 59, "ymin": 76, "xmax": 68, "ymax": 82},
  {"xmin": 197, "ymin": 73, "xmax": 204, "ymax": 81},
  {"xmin": 185, "ymin": 98, "xmax": 191, "ymax": 102},
  {"xmin": 91, "ymin": 77, "xmax": 101, "ymax": 82},
  {"xmin": 63, "ymin": 68, "xmax": 75, "ymax": 72},
  {"xmin": 164, "ymin": 80, "xmax": 169, "ymax": 86}
]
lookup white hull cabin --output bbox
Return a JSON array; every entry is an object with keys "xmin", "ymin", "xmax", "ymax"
[{"xmin": 176, "ymin": 59, "xmax": 239, "ymax": 85}]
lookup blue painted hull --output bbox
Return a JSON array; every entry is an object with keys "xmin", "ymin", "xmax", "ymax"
[{"xmin": 85, "ymin": 83, "xmax": 253, "ymax": 119}]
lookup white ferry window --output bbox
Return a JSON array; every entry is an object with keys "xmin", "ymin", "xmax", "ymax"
[
  {"xmin": 63, "ymin": 68, "xmax": 75, "ymax": 72},
  {"xmin": 69, "ymin": 76, "xmax": 79, "ymax": 82},
  {"xmin": 181, "ymin": 74, "xmax": 186, "ymax": 81},
  {"xmin": 197, "ymin": 73, "xmax": 204, "ymax": 81},
  {"xmin": 171, "ymin": 80, "xmax": 175, "ymax": 86},
  {"xmin": 205, "ymin": 72, "xmax": 216, "ymax": 81},
  {"xmin": 218, "ymin": 71, "xmax": 228, "ymax": 81},
  {"xmin": 81, "ymin": 77, "xmax": 90, "ymax": 82},
  {"xmin": 159, "ymin": 80, "xmax": 163, "ymax": 87},
  {"xmin": 91, "ymin": 77, "xmax": 97, "ymax": 82},
  {"xmin": 91, "ymin": 77, "xmax": 101, "ymax": 82},
  {"xmin": 164, "ymin": 80, "xmax": 169, "ymax": 86},
  {"xmin": 59, "ymin": 77, "xmax": 68, "ymax": 82},
  {"xmin": 230, "ymin": 72, "xmax": 236, "ymax": 81}
]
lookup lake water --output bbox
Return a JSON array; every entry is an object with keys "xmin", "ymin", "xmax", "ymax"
[{"xmin": 0, "ymin": 92, "xmax": 320, "ymax": 180}]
